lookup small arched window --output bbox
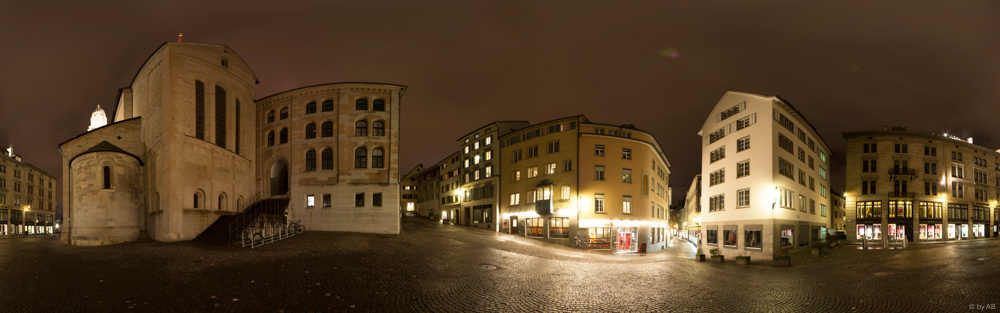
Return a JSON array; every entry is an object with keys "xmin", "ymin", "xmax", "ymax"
[
  {"xmin": 194, "ymin": 193, "xmax": 199, "ymax": 209},
  {"xmin": 280, "ymin": 128, "xmax": 288, "ymax": 144},
  {"xmin": 322, "ymin": 148, "xmax": 333, "ymax": 170},
  {"xmin": 305, "ymin": 123, "xmax": 317, "ymax": 139},
  {"xmin": 355, "ymin": 120, "xmax": 368, "ymax": 136},
  {"xmin": 355, "ymin": 147, "xmax": 367, "ymax": 168},
  {"xmin": 372, "ymin": 120, "xmax": 385, "ymax": 136},
  {"xmin": 305, "ymin": 150, "xmax": 317, "ymax": 171},
  {"xmin": 372, "ymin": 147, "xmax": 384, "ymax": 169},
  {"xmin": 267, "ymin": 131, "xmax": 275, "ymax": 147},
  {"xmin": 102, "ymin": 166, "xmax": 111, "ymax": 189},
  {"xmin": 373, "ymin": 99, "xmax": 385, "ymax": 111},
  {"xmin": 267, "ymin": 111, "xmax": 275, "ymax": 123},
  {"xmin": 356, "ymin": 98, "xmax": 368, "ymax": 110},
  {"xmin": 322, "ymin": 100, "xmax": 334, "ymax": 112},
  {"xmin": 280, "ymin": 107, "xmax": 289, "ymax": 120},
  {"xmin": 306, "ymin": 101, "xmax": 317, "ymax": 114},
  {"xmin": 218, "ymin": 193, "xmax": 227, "ymax": 211},
  {"xmin": 321, "ymin": 121, "xmax": 333, "ymax": 137}
]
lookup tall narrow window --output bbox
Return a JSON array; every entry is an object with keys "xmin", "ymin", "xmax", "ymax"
[
  {"xmin": 194, "ymin": 193, "xmax": 199, "ymax": 209},
  {"xmin": 305, "ymin": 123, "xmax": 317, "ymax": 139},
  {"xmin": 322, "ymin": 149, "xmax": 333, "ymax": 170},
  {"xmin": 102, "ymin": 166, "xmax": 111, "ymax": 189},
  {"xmin": 305, "ymin": 101, "xmax": 317, "ymax": 114},
  {"xmin": 279, "ymin": 128, "xmax": 288, "ymax": 144},
  {"xmin": 321, "ymin": 100, "xmax": 334, "ymax": 112},
  {"xmin": 373, "ymin": 99, "xmax": 385, "ymax": 111},
  {"xmin": 235, "ymin": 99, "xmax": 240, "ymax": 154},
  {"xmin": 267, "ymin": 131, "xmax": 275, "ymax": 147},
  {"xmin": 372, "ymin": 148, "xmax": 385, "ymax": 168},
  {"xmin": 305, "ymin": 150, "xmax": 316, "ymax": 171},
  {"xmin": 321, "ymin": 121, "xmax": 333, "ymax": 137},
  {"xmin": 215, "ymin": 86, "xmax": 226, "ymax": 148},
  {"xmin": 355, "ymin": 148, "xmax": 368, "ymax": 168},
  {"xmin": 355, "ymin": 120, "xmax": 368, "ymax": 136},
  {"xmin": 195, "ymin": 81, "xmax": 205, "ymax": 139},
  {"xmin": 356, "ymin": 98, "xmax": 368, "ymax": 110},
  {"xmin": 372, "ymin": 120, "xmax": 385, "ymax": 136}
]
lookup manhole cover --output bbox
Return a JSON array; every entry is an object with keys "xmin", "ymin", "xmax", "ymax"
[{"xmin": 478, "ymin": 264, "xmax": 498, "ymax": 270}]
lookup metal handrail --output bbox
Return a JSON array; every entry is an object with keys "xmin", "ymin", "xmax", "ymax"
[{"xmin": 228, "ymin": 193, "xmax": 290, "ymax": 245}]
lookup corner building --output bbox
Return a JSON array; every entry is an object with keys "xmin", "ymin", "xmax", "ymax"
[
  {"xmin": 698, "ymin": 91, "xmax": 833, "ymax": 260},
  {"xmin": 0, "ymin": 148, "xmax": 57, "ymax": 236},
  {"xmin": 843, "ymin": 128, "xmax": 998, "ymax": 242},
  {"xmin": 59, "ymin": 42, "xmax": 403, "ymax": 246},
  {"xmin": 500, "ymin": 116, "xmax": 671, "ymax": 253}
]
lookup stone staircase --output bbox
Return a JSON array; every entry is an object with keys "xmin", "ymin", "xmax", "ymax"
[{"xmin": 194, "ymin": 196, "xmax": 293, "ymax": 246}]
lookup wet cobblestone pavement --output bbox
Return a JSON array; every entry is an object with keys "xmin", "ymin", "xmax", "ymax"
[{"xmin": 2, "ymin": 215, "xmax": 998, "ymax": 312}]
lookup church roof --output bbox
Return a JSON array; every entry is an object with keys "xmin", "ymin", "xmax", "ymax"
[{"xmin": 70, "ymin": 140, "xmax": 144, "ymax": 166}]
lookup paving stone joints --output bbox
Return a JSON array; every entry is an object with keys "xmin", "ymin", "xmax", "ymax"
[{"xmin": 1, "ymin": 215, "xmax": 997, "ymax": 312}]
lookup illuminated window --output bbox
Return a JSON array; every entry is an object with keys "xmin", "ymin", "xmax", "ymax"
[
  {"xmin": 485, "ymin": 136, "xmax": 492, "ymax": 145},
  {"xmin": 545, "ymin": 163, "xmax": 556, "ymax": 175},
  {"xmin": 594, "ymin": 194, "xmax": 605, "ymax": 213},
  {"xmin": 306, "ymin": 195, "xmax": 315, "ymax": 207},
  {"xmin": 485, "ymin": 150, "xmax": 492, "ymax": 161},
  {"xmin": 527, "ymin": 166, "xmax": 538, "ymax": 178},
  {"xmin": 561, "ymin": 185, "xmax": 570, "ymax": 200},
  {"xmin": 622, "ymin": 196, "xmax": 632, "ymax": 214},
  {"xmin": 485, "ymin": 166, "xmax": 492, "ymax": 178}
]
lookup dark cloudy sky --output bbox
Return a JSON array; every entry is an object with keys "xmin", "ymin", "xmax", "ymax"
[{"xmin": 2, "ymin": 1, "xmax": 998, "ymax": 213}]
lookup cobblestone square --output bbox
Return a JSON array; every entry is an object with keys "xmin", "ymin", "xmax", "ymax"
[{"xmin": 2, "ymin": 215, "xmax": 998, "ymax": 312}]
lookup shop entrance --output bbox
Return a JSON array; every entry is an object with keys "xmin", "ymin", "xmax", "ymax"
[
  {"xmin": 616, "ymin": 228, "xmax": 638, "ymax": 253},
  {"xmin": 464, "ymin": 207, "xmax": 470, "ymax": 225},
  {"xmin": 510, "ymin": 216, "xmax": 518, "ymax": 235}
]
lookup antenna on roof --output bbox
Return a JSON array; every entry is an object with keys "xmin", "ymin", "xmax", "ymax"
[{"xmin": 177, "ymin": 33, "xmax": 183, "ymax": 42}]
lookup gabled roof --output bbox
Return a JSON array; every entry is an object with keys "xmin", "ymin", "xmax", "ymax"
[{"xmin": 69, "ymin": 141, "xmax": 144, "ymax": 166}]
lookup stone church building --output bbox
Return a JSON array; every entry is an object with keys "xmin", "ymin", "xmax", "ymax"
[{"xmin": 58, "ymin": 42, "xmax": 404, "ymax": 246}]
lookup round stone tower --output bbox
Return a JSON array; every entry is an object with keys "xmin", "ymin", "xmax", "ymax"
[{"xmin": 68, "ymin": 142, "xmax": 143, "ymax": 246}]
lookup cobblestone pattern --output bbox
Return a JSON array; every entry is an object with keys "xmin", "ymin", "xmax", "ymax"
[{"xmin": 1, "ymin": 216, "xmax": 998, "ymax": 312}]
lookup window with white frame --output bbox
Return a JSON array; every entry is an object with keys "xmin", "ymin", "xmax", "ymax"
[
  {"xmin": 622, "ymin": 148, "xmax": 632, "ymax": 160},
  {"xmin": 485, "ymin": 166, "xmax": 492, "ymax": 178},
  {"xmin": 595, "ymin": 145, "xmax": 605, "ymax": 156},
  {"xmin": 799, "ymin": 195, "xmax": 807, "ymax": 212},
  {"xmin": 306, "ymin": 195, "xmax": 315, "ymax": 207},
  {"xmin": 547, "ymin": 141, "xmax": 560, "ymax": 154},
  {"xmin": 710, "ymin": 168, "xmax": 725, "ymax": 186},
  {"xmin": 561, "ymin": 185, "xmax": 571, "ymax": 200},
  {"xmin": 622, "ymin": 168, "xmax": 632, "ymax": 183},
  {"xmin": 595, "ymin": 165, "xmax": 605, "ymax": 181},
  {"xmin": 485, "ymin": 150, "xmax": 492, "ymax": 161},
  {"xmin": 709, "ymin": 194, "xmax": 724, "ymax": 212},
  {"xmin": 510, "ymin": 193, "xmax": 520, "ymax": 205},
  {"xmin": 623, "ymin": 196, "xmax": 632, "ymax": 214},
  {"xmin": 710, "ymin": 146, "xmax": 725, "ymax": 163},
  {"xmin": 737, "ymin": 136, "xmax": 750, "ymax": 152},
  {"xmin": 527, "ymin": 190, "xmax": 536, "ymax": 203},
  {"xmin": 545, "ymin": 163, "xmax": 557, "ymax": 175},
  {"xmin": 595, "ymin": 194, "xmax": 605, "ymax": 213},
  {"xmin": 527, "ymin": 166, "xmax": 538, "ymax": 178},
  {"xmin": 737, "ymin": 189, "xmax": 750, "ymax": 207},
  {"xmin": 737, "ymin": 160, "xmax": 750, "ymax": 178},
  {"xmin": 780, "ymin": 188, "xmax": 794, "ymax": 209}
]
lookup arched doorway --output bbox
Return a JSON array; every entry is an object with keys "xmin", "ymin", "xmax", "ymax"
[{"xmin": 270, "ymin": 160, "xmax": 289, "ymax": 196}]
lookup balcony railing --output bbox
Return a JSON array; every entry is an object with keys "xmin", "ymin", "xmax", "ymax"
[{"xmin": 887, "ymin": 191, "xmax": 915, "ymax": 198}]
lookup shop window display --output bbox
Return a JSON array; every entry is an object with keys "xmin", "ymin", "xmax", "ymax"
[
  {"xmin": 707, "ymin": 229, "xmax": 718, "ymax": 245},
  {"xmin": 780, "ymin": 229, "xmax": 793, "ymax": 248},
  {"xmin": 724, "ymin": 230, "xmax": 737, "ymax": 247},
  {"xmin": 948, "ymin": 224, "xmax": 956, "ymax": 239},
  {"xmin": 549, "ymin": 217, "xmax": 569, "ymax": 238},
  {"xmin": 526, "ymin": 218, "xmax": 544, "ymax": 237},
  {"xmin": 745, "ymin": 230, "xmax": 762, "ymax": 249},
  {"xmin": 587, "ymin": 227, "xmax": 611, "ymax": 249}
]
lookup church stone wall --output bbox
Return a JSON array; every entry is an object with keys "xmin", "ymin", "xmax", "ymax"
[{"xmin": 68, "ymin": 152, "xmax": 143, "ymax": 246}]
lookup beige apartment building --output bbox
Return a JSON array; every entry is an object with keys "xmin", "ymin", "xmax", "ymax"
[
  {"xmin": 436, "ymin": 152, "xmax": 462, "ymax": 222},
  {"xmin": 500, "ymin": 116, "xmax": 671, "ymax": 253},
  {"xmin": 0, "ymin": 147, "xmax": 57, "ymax": 236},
  {"xmin": 458, "ymin": 121, "xmax": 530, "ymax": 231},
  {"xmin": 400, "ymin": 165, "xmax": 423, "ymax": 214},
  {"xmin": 698, "ymin": 91, "xmax": 833, "ymax": 260},
  {"xmin": 843, "ymin": 128, "xmax": 999, "ymax": 242},
  {"xmin": 677, "ymin": 175, "xmax": 701, "ymax": 244}
]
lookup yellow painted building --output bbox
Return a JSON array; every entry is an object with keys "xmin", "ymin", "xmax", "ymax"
[{"xmin": 500, "ymin": 116, "xmax": 671, "ymax": 253}]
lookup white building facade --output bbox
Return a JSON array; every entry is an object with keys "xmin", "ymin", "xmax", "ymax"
[{"xmin": 699, "ymin": 91, "xmax": 833, "ymax": 260}]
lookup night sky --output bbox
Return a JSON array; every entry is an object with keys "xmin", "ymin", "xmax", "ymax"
[{"xmin": 2, "ymin": 1, "xmax": 998, "ymax": 214}]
